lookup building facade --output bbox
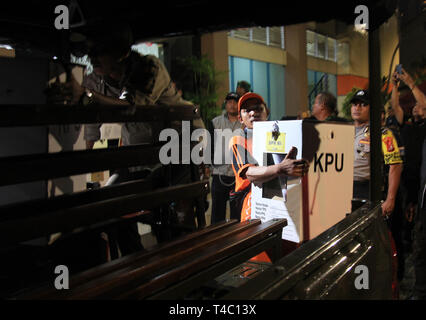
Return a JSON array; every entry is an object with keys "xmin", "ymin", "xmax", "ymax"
[{"xmin": 199, "ymin": 14, "xmax": 400, "ymax": 120}]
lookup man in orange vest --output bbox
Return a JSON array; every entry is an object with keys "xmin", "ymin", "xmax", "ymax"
[{"xmin": 229, "ymin": 93, "xmax": 309, "ymax": 261}]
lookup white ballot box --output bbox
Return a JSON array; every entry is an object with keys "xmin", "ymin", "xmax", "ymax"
[{"xmin": 252, "ymin": 120, "xmax": 354, "ymax": 243}]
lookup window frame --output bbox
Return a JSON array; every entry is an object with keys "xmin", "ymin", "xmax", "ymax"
[
  {"xmin": 306, "ymin": 29, "xmax": 337, "ymax": 62},
  {"xmin": 228, "ymin": 26, "xmax": 285, "ymax": 50}
]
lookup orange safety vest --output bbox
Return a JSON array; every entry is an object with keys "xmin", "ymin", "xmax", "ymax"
[{"xmin": 229, "ymin": 134, "xmax": 272, "ymax": 263}]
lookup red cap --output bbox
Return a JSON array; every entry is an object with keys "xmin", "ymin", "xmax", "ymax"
[{"xmin": 238, "ymin": 92, "xmax": 266, "ymax": 113}]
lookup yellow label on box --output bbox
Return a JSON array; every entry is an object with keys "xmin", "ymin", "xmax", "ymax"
[{"xmin": 266, "ymin": 132, "xmax": 286, "ymax": 153}]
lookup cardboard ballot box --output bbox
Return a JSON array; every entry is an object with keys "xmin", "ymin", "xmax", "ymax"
[{"xmin": 252, "ymin": 120, "xmax": 354, "ymax": 243}]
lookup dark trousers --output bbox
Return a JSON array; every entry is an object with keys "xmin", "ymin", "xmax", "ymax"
[
  {"xmin": 353, "ymin": 180, "xmax": 370, "ymax": 200},
  {"xmin": 211, "ymin": 175, "xmax": 240, "ymax": 224},
  {"xmin": 389, "ymin": 192, "xmax": 405, "ymax": 280},
  {"xmin": 414, "ymin": 199, "xmax": 426, "ymax": 299}
]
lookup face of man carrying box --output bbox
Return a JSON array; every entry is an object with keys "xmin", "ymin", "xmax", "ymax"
[{"xmin": 238, "ymin": 93, "xmax": 270, "ymax": 129}]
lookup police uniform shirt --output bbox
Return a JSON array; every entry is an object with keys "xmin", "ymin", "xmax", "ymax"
[{"xmin": 354, "ymin": 125, "xmax": 371, "ymax": 182}]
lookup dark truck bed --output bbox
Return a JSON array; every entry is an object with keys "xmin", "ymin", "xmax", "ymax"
[
  {"xmin": 183, "ymin": 201, "xmax": 395, "ymax": 300},
  {"xmin": 10, "ymin": 201, "xmax": 395, "ymax": 300}
]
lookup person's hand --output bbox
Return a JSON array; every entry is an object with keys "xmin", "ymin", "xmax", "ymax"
[
  {"xmin": 398, "ymin": 67, "xmax": 415, "ymax": 89},
  {"xmin": 45, "ymin": 77, "xmax": 73, "ymax": 104},
  {"xmin": 381, "ymin": 198, "xmax": 395, "ymax": 217},
  {"xmin": 405, "ymin": 202, "xmax": 416, "ymax": 223},
  {"xmin": 277, "ymin": 147, "xmax": 309, "ymax": 177},
  {"xmin": 46, "ymin": 75, "xmax": 85, "ymax": 104},
  {"xmin": 391, "ymin": 71, "xmax": 400, "ymax": 86}
]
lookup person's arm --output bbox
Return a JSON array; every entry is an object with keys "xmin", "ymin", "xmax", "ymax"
[
  {"xmin": 89, "ymin": 90, "xmax": 130, "ymax": 106},
  {"xmin": 399, "ymin": 68, "xmax": 426, "ymax": 107},
  {"xmin": 381, "ymin": 128, "xmax": 404, "ymax": 216},
  {"xmin": 245, "ymin": 165, "xmax": 282, "ymax": 185},
  {"xmin": 245, "ymin": 147, "xmax": 309, "ymax": 185},
  {"xmin": 391, "ymin": 71, "xmax": 404, "ymax": 125},
  {"xmin": 381, "ymin": 163, "xmax": 403, "ymax": 216},
  {"xmin": 70, "ymin": 75, "xmax": 130, "ymax": 106}
]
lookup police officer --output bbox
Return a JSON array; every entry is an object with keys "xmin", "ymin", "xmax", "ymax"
[
  {"xmin": 351, "ymin": 90, "xmax": 403, "ymax": 212},
  {"xmin": 351, "ymin": 89, "xmax": 405, "ymax": 279}
]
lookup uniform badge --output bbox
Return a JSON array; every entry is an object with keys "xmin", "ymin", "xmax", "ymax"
[
  {"xmin": 382, "ymin": 136, "xmax": 394, "ymax": 152},
  {"xmin": 358, "ymin": 134, "xmax": 370, "ymax": 157}
]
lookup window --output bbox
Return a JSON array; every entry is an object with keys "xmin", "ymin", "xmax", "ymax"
[
  {"xmin": 230, "ymin": 28, "xmax": 251, "ymax": 41},
  {"xmin": 252, "ymin": 27, "xmax": 267, "ymax": 45},
  {"xmin": 306, "ymin": 30, "xmax": 337, "ymax": 62},
  {"xmin": 337, "ymin": 42, "xmax": 350, "ymax": 73},
  {"xmin": 317, "ymin": 34, "xmax": 326, "ymax": 59},
  {"xmin": 327, "ymin": 38, "xmax": 336, "ymax": 61},
  {"xmin": 307, "ymin": 70, "xmax": 337, "ymax": 111},
  {"xmin": 306, "ymin": 30, "xmax": 316, "ymax": 56},
  {"xmin": 229, "ymin": 26, "xmax": 285, "ymax": 50},
  {"xmin": 269, "ymin": 27, "xmax": 284, "ymax": 49},
  {"xmin": 229, "ymin": 56, "xmax": 286, "ymax": 120}
]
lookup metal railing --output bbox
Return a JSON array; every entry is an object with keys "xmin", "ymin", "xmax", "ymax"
[
  {"xmin": 222, "ymin": 202, "xmax": 394, "ymax": 300},
  {"xmin": 0, "ymin": 103, "xmax": 206, "ymax": 246},
  {"xmin": 308, "ymin": 73, "xmax": 329, "ymax": 110}
]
